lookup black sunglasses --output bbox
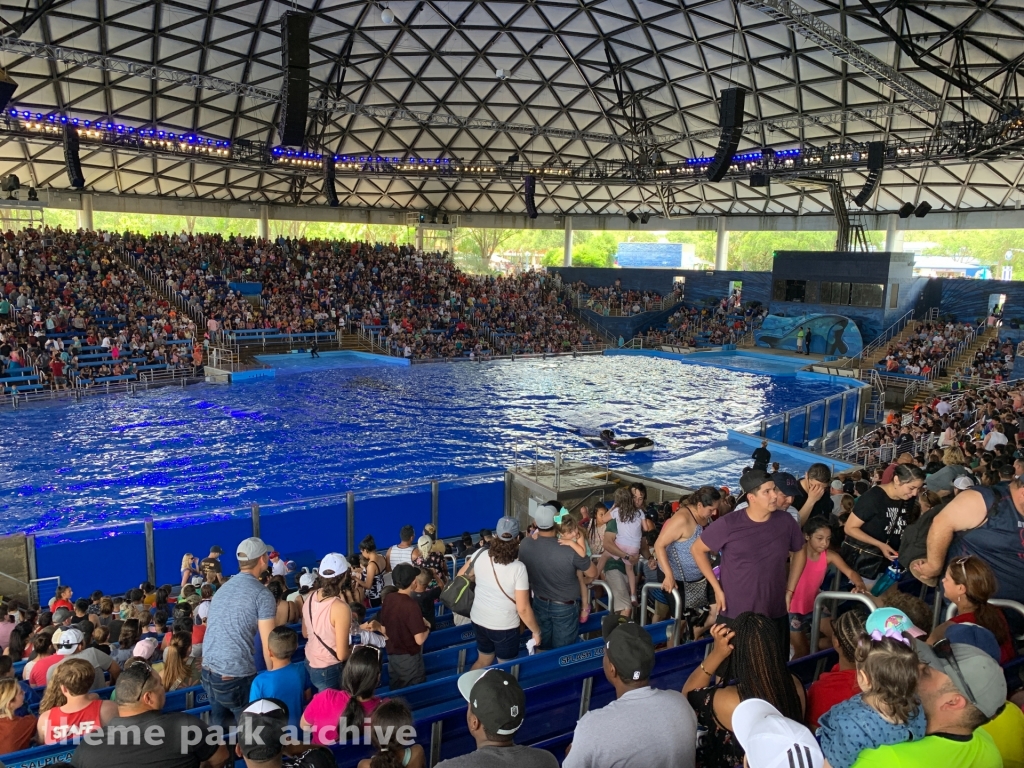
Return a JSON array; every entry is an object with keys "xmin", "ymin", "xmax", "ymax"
[{"xmin": 931, "ymin": 638, "xmax": 977, "ymax": 706}]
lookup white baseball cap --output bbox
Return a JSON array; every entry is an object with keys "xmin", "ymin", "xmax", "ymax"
[
  {"xmin": 236, "ymin": 537, "xmax": 273, "ymax": 561},
  {"xmin": 732, "ymin": 698, "xmax": 823, "ymax": 768},
  {"xmin": 55, "ymin": 627, "xmax": 85, "ymax": 655},
  {"xmin": 953, "ymin": 475, "xmax": 976, "ymax": 490},
  {"xmin": 318, "ymin": 553, "xmax": 349, "ymax": 577}
]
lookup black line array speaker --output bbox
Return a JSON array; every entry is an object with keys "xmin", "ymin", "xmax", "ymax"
[
  {"xmin": 853, "ymin": 140, "xmax": 886, "ymax": 207},
  {"xmin": 0, "ymin": 71, "xmax": 17, "ymax": 114},
  {"xmin": 915, "ymin": 201, "xmax": 932, "ymax": 218},
  {"xmin": 898, "ymin": 202, "xmax": 916, "ymax": 218},
  {"xmin": 323, "ymin": 155, "xmax": 339, "ymax": 207},
  {"xmin": 706, "ymin": 88, "xmax": 746, "ymax": 183},
  {"xmin": 278, "ymin": 12, "xmax": 312, "ymax": 147},
  {"xmin": 62, "ymin": 126, "xmax": 86, "ymax": 189},
  {"xmin": 524, "ymin": 175, "xmax": 537, "ymax": 218}
]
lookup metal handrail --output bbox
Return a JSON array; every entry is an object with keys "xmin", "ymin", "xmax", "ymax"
[
  {"xmin": 638, "ymin": 582, "xmax": 685, "ymax": 644},
  {"xmin": 945, "ymin": 598, "xmax": 1024, "ymax": 631},
  {"xmin": 590, "ymin": 579, "xmax": 614, "ymax": 616},
  {"xmin": 809, "ymin": 591, "xmax": 877, "ymax": 651}
]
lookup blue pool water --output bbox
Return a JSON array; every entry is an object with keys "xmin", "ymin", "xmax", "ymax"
[
  {"xmin": 678, "ymin": 351, "xmax": 815, "ymax": 375},
  {"xmin": 0, "ymin": 355, "xmax": 849, "ymax": 534}
]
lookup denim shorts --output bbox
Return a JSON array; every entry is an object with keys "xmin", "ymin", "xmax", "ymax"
[
  {"xmin": 789, "ymin": 605, "xmax": 829, "ymax": 633},
  {"xmin": 474, "ymin": 624, "xmax": 521, "ymax": 661}
]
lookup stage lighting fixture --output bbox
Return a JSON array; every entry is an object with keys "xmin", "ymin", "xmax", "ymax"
[
  {"xmin": 26, "ymin": 187, "xmax": 37, "ymax": 201},
  {"xmin": 380, "ymin": 7, "xmax": 395, "ymax": 23},
  {"xmin": 430, "ymin": 211, "xmax": 438, "ymax": 224},
  {"xmin": 442, "ymin": 214, "xmax": 449, "ymax": 224},
  {"xmin": 418, "ymin": 213, "xmax": 426, "ymax": 223},
  {"xmin": 898, "ymin": 202, "xmax": 916, "ymax": 218},
  {"xmin": 627, "ymin": 211, "xmax": 639, "ymax": 223},
  {"xmin": 640, "ymin": 212, "xmax": 651, "ymax": 224},
  {"xmin": 507, "ymin": 154, "xmax": 519, "ymax": 164},
  {"xmin": 914, "ymin": 201, "xmax": 932, "ymax": 218},
  {"xmin": 2, "ymin": 174, "xmax": 19, "ymax": 199}
]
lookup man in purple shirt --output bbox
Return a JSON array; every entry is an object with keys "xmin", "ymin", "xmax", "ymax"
[{"xmin": 690, "ymin": 469, "xmax": 804, "ymax": 655}]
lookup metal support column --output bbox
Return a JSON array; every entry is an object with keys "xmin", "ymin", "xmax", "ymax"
[
  {"xmin": 78, "ymin": 193, "xmax": 94, "ymax": 230},
  {"xmin": 144, "ymin": 518, "xmax": 156, "ymax": 586},
  {"xmin": 346, "ymin": 491, "xmax": 356, "ymax": 556},
  {"xmin": 431, "ymin": 480, "xmax": 439, "ymax": 532},
  {"xmin": 251, "ymin": 502, "xmax": 261, "ymax": 538},
  {"xmin": 782, "ymin": 412, "xmax": 791, "ymax": 443},
  {"xmin": 504, "ymin": 470, "xmax": 513, "ymax": 518},
  {"xmin": 884, "ymin": 213, "xmax": 903, "ymax": 252},
  {"xmin": 563, "ymin": 216, "xmax": 573, "ymax": 266},
  {"xmin": 715, "ymin": 218, "xmax": 729, "ymax": 270},
  {"xmin": 257, "ymin": 204, "xmax": 269, "ymax": 240}
]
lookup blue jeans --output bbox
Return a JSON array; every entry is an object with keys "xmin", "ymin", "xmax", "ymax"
[
  {"xmin": 200, "ymin": 668, "xmax": 254, "ymax": 730},
  {"xmin": 532, "ymin": 597, "xmax": 579, "ymax": 650},
  {"xmin": 305, "ymin": 660, "xmax": 343, "ymax": 692}
]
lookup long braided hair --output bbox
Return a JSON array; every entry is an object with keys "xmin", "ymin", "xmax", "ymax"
[
  {"xmin": 731, "ymin": 612, "xmax": 803, "ymax": 721},
  {"xmin": 832, "ymin": 609, "xmax": 868, "ymax": 663}
]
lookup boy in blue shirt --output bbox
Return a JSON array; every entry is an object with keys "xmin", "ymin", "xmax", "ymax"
[{"xmin": 249, "ymin": 626, "xmax": 311, "ymax": 730}]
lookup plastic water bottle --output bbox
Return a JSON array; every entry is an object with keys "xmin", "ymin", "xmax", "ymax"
[{"xmin": 871, "ymin": 558, "xmax": 901, "ymax": 596}]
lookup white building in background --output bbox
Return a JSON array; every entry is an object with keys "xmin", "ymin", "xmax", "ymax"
[{"xmin": 902, "ymin": 241, "xmax": 992, "ymax": 279}]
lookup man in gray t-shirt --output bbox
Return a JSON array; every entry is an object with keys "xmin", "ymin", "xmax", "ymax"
[
  {"xmin": 200, "ymin": 536, "xmax": 277, "ymax": 728},
  {"xmin": 518, "ymin": 503, "xmax": 596, "ymax": 650}
]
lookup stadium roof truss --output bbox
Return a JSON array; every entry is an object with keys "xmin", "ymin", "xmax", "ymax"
[{"xmin": 0, "ymin": 0, "xmax": 1022, "ymax": 218}]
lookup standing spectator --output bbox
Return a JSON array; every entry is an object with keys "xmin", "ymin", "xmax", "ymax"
[
  {"xmin": 911, "ymin": 478, "xmax": 1024, "ymax": 606},
  {"xmin": 69, "ymin": 660, "xmax": 230, "ymax": 768},
  {"xmin": 563, "ymin": 616, "xmax": 697, "ymax": 768},
  {"xmin": 518, "ymin": 502, "xmax": 597, "ymax": 650},
  {"xmin": 249, "ymin": 626, "xmax": 310, "ymax": 730},
  {"xmin": 199, "ymin": 545, "xmax": 225, "ymax": 585},
  {"xmin": 201, "ymin": 537, "xmax": 277, "ymax": 729},
  {"xmin": 301, "ymin": 553, "xmax": 352, "ymax": 693},
  {"xmin": 353, "ymin": 537, "xmax": 386, "ymax": 608},
  {"xmin": 464, "ymin": 516, "xmax": 541, "ymax": 669},
  {"xmin": 385, "ymin": 526, "xmax": 417, "ymax": 571},
  {"xmin": 377, "ymin": 563, "xmax": 430, "ymax": 689},
  {"xmin": 751, "ymin": 441, "xmax": 771, "ymax": 472},
  {"xmin": 691, "ymin": 470, "xmax": 803, "ymax": 651},
  {"xmin": 434, "ymin": 669, "xmax": 558, "ymax": 767},
  {"xmin": 843, "ymin": 464, "xmax": 924, "ymax": 583}
]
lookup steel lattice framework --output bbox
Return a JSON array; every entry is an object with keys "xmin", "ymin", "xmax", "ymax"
[{"xmin": 0, "ymin": 0, "xmax": 1022, "ymax": 217}]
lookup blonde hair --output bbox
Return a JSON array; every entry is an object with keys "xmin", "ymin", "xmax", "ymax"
[
  {"xmin": 557, "ymin": 514, "xmax": 581, "ymax": 541},
  {"xmin": 430, "ymin": 539, "xmax": 446, "ymax": 555},
  {"xmin": 180, "ymin": 553, "xmax": 194, "ymax": 571},
  {"xmin": 162, "ymin": 631, "xmax": 194, "ymax": 691},
  {"xmin": 0, "ymin": 678, "xmax": 20, "ymax": 718},
  {"xmin": 39, "ymin": 658, "xmax": 95, "ymax": 713},
  {"xmin": 942, "ymin": 447, "xmax": 966, "ymax": 466}
]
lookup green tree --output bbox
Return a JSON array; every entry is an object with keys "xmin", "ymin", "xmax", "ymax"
[{"xmin": 455, "ymin": 227, "xmax": 516, "ymax": 273}]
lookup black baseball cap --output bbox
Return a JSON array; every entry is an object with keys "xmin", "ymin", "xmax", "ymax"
[
  {"xmin": 771, "ymin": 472, "xmax": 800, "ymax": 498},
  {"xmin": 601, "ymin": 614, "xmax": 655, "ymax": 683},
  {"xmin": 238, "ymin": 699, "xmax": 288, "ymax": 761},
  {"xmin": 457, "ymin": 668, "xmax": 526, "ymax": 736},
  {"xmin": 740, "ymin": 469, "xmax": 773, "ymax": 494},
  {"xmin": 392, "ymin": 563, "xmax": 419, "ymax": 590}
]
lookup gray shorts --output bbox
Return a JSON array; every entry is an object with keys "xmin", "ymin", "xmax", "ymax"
[
  {"xmin": 387, "ymin": 652, "xmax": 426, "ymax": 689},
  {"xmin": 603, "ymin": 569, "xmax": 631, "ymax": 614}
]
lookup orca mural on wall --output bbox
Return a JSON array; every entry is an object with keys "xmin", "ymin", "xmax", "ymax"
[{"xmin": 755, "ymin": 313, "xmax": 864, "ymax": 357}]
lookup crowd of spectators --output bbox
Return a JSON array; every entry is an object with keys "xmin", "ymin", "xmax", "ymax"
[
  {"xmin": 2, "ymin": 391, "xmax": 1023, "ymax": 768},
  {"xmin": 877, "ymin": 320, "xmax": 981, "ymax": 377},
  {"xmin": 568, "ymin": 280, "xmax": 675, "ymax": 316},
  {"xmin": 0, "ymin": 227, "xmax": 200, "ymax": 392},
  {"xmin": 956, "ymin": 337, "xmax": 1017, "ymax": 382}
]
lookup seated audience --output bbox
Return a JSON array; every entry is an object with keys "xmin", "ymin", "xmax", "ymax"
[{"xmin": 36, "ymin": 658, "xmax": 117, "ymax": 744}]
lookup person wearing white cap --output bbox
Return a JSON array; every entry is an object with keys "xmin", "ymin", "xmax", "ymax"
[
  {"xmin": 732, "ymin": 698, "xmax": 824, "ymax": 768},
  {"xmin": 953, "ymin": 475, "xmax": 976, "ymax": 494},
  {"xmin": 301, "ymin": 553, "xmax": 352, "ymax": 693},
  {"xmin": 200, "ymin": 536, "xmax": 277, "ymax": 729},
  {"xmin": 46, "ymin": 626, "xmax": 119, "ymax": 692}
]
